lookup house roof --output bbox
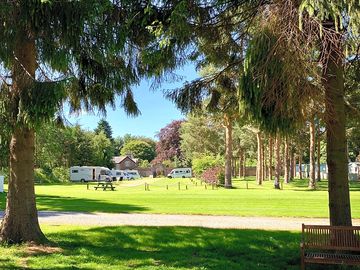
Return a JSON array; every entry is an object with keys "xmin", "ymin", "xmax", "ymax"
[{"xmin": 112, "ymin": 156, "xmax": 138, "ymax": 164}]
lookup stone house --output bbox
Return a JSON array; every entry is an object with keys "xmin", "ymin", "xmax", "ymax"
[{"xmin": 112, "ymin": 155, "xmax": 138, "ymax": 170}]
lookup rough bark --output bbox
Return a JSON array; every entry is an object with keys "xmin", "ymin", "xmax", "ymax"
[
  {"xmin": 262, "ymin": 140, "xmax": 266, "ymax": 180},
  {"xmin": 0, "ymin": 27, "xmax": 46, "ymax": 243},
  {"xmin": 268, "ymin": 136, "xmax": 273, "ymax": 180},
  {"xmin": 239, "ymin": 149, "xmax": 243, "ymax": 178},
  {"xmin": 284, "ymin": 137, "xmax": 290, "ymax": 183},
  {"xmin": 299, "ymin": 154, "xmax": 303, "ymax": 180},
  {"xmin": 274, "ymin": 134, "xmax": 281, "ymax": 189},
  {"xmin": 317, "ymin": 129, "xmax": 321, "ymax": 182},
  {"xmin": 309, "ymin": 117, "xmax": 316, "ymax": 189},
  {"xmin": 224, "ymin": 114, "xmax": 233, "ymax": 188},
  {"xmin": 242, "ymin": 152, "xmax": 246, "ymax": 178},
  {"xmin": 291, "ymin": 150, "xmax": 295, "ymax": 180},
  {"xmin": 256, "ymin": 131, "xmax": 263, "ymax": 185},
  {"xmin": 323, "ymin": 25, "xmax": 352, "ymax": 226}
]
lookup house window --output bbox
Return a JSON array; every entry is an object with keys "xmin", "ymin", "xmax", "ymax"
[{"xmin": 72, "ymin": 170, "xmax": 78, "ymax": 173}]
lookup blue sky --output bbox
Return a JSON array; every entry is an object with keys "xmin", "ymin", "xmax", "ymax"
[{"xmin": 66, "ymin": 64, "xmax": 198, "ymax": 139}]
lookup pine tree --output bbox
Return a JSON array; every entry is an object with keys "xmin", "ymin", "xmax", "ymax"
[{"xmin": 0, "ymin": 1, "xmax": 157, "ymax": 244}]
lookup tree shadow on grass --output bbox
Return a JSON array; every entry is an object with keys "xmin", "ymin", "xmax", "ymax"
[
  {"xmin": 17, "ymin": 226, "xmax": 307, "ymax": 270},
  {"xmin": 35, "ymin": 194, "xmax": 148, "ymax": 214}
]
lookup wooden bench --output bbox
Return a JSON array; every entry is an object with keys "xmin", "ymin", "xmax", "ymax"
[
  {"xmin": 301, "ymin": 224, "xmax": 360, "ymax": 269},
  {"xmin": 94, "ymin": 181, "xmax": 115, "ymax": 191}
]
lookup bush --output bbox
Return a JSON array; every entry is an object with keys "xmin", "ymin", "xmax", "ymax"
[
  {"xmin": 192, "ymin": 155, "xmax": 223, "ymax": 177},
  {"xmin": 35, "ymin": 167, "xmax": 70, "ymax": 183},
  {"xmin": 201, "ymin": 166, "xmax": 225, "ymax": 185},
  {"xmin": 52, "ymin": 167, "xmax": 70, "ymax": 183}
]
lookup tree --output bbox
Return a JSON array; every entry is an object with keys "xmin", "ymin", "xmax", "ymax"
[
  {"xmin": 94, "ymin": 119, "xmax": 113, "ymax": 142},
  {"xmin": 91, "ymin": 131, "xmax": 114, "ymax": 168},
  {"xmin": 154, "ymin": 120, "xmax": 185, "ymax": 164},
  {"xmin": 0, "ymin": 1, "xmax": 156, "ymax": 243},
  {"xmin": 121, "ymin": 140, "xmax": 156, "ymax": 162},
  {"xmin": 180, "ymin": 114, "xmax": 224, "ymax": 161}
]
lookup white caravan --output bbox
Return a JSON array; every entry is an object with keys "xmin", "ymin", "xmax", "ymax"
[
  {"xmin": 70, "ymin": 166, "xmax": 112, "ymax": 182},
  {"xmin": 111, "ymin": 170, "xmax": 129, "ymax": 181},
  {"xmin": 167, "ymin": 168, "xmax": 192, "ymax": 178}
]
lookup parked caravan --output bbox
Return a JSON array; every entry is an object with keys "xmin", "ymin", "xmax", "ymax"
[
  {"xmin": 167, "ymin": 168, "xmax": 192, "ymax": 178},
  {"xmin": 70, "ymin": 166, "xmax": 112, "ymax": 182}
]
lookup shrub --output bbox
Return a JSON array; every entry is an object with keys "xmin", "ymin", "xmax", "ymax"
[
  {"xmin": 201, "ymin": 166, "xmax": 225, "ymax": 185},
  {"xmin": 35, "ymin": 167, "xmax": 70, "ymax": 183},
  {"xmin": 34, "ymin": 168, "xmax": 51, "ymax": 183},
  {"xmin": 52, "ymin": 167, "xmax": 70, "ymax": 182},
  {"xmin": 192, "ymin": 155, "xmax": 223, "ymax": 176}
]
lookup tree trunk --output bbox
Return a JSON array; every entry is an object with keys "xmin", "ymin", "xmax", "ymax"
[
  {"xmin": 284, "ymin": 137, "xmax": 290, "ymax": 183},
  {"xmin": 242, "ymin": 152, "xmax": 246, "ymax": 178},
  {"xmin": 256, "ymin": 131, "xmax": 263, "ymax": 185},
  {"xmin": 239, "ymin": 149, "xmax": 243, "ymax": 178},
  {"xmin": 0, "ymin": 27, "xmax": 46, "ymax": 244},
  {"xmin": 309, "ymin": 117, "xmax": 316, "ymax": 189},
  {"xmin": 317, "ymin": 128, "xmax": 321, "ymax": 182},
  {"xmin": 299, "ymin": 154, "xmax": 303, "ymax": 180},
  {"xmin": 262, "ymin": 140, "xmax": 266, "ymax": 180},
  {"xmin": 291, "ymin": 150, "xmax": 295, "ymax": 180},
  {"xmin": 224, "ymin": 114, "xmax": 232, "ymax": 188},
  {"xmin": 268, "ymin": 136, "xmax": 273, "ymax": 180},
  {"xmin": 274, "ymin": 134, "xmax": 281, "ymax": 189},
  {"xmin": 323, "ymin": 23, "xmax": 352, "ymax": 226}
]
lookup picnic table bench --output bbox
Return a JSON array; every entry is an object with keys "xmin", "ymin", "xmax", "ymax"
[
  {"xmin": 94, "ymin": 181, "xmax": 116, "ymax": 191},
  {"xmin": 301, "ymin": 224, "xmax": 360, "ymax": 269}
]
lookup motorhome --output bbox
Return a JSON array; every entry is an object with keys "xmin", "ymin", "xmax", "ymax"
[
  {"xmin": 167, "ymin": 168, "xmax": 192, "ymax": 178},
  {"xmin": 125, "ymin": 170, "xmax": 141, "ymax": 180},
  {"xmin": 70, "ymin": 166, "xmax": 112, "ymax": 182},
  {"xmin": 110, "ymin": 169, "xmax": 129, "ymax": 181}
]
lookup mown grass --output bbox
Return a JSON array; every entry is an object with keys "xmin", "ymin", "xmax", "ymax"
[
  {"xmin": 0, "ymin": 225, "xmax": 304, "ymax": 270},
  {"xmin": 1, "ymin": 177, "xmax": 360, "ymax": 218}
]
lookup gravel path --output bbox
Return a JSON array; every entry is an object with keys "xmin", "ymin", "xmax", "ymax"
[{"xmin": 1, "ymin": 211, "xmax": 359, "ymax": 230}]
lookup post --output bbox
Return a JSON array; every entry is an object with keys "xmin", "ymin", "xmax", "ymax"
[
  {"xmin": 166, "ymin": 185, "xmax": 168, "ymax": 190},
  {"xmin": 178, "ymin": 182, "xmax": 180, "ymax": 190},
  {"xmin": 205, "ymin": 184, "xmax": 207, "ymax": 189},
  {"xmin": 246, "ymin": 180, "xmax": 248, "ymax": 189},
  {"xmin": 87, "ymin": 183, "xmax": 89, "ymax": 190},
  {"xmin": 186, "ymin": 185, "xmax": 188, "ymax": 190},
  {"xmin": 145, "ymin": 182, "xmax": 147, "ymax": 191}
]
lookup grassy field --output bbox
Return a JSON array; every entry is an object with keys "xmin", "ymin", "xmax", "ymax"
[
  {"xmin": 1, "ymin": 177, "xmax": 359, "ymax": 218},
  {"xmin": 1, "ymin": 225, "xmax": 303, "ymax": 270}
]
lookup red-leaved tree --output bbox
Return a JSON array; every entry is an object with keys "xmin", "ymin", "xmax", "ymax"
[{"xmin": 153, "ymin": 120, "xmax": 185, "ymax": 164}]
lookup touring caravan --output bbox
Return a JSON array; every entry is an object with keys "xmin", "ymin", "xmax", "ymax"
[
  {"xmin": 167, "ymin": 168, "xmax": 192, "ymax": 178},
  {"xmin": 70, "ymin": 166, "xmax": 112, "ymax": 182}
]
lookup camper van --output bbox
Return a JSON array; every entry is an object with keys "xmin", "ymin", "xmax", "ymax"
[
  {"xmin": 167, "ymin": 168, "xmax": 192, "ymax": 179},
  {"xmin": 111, "ymin": 170, "xmax": 129, "ymax": 181},
  {"xmin": 125, "ymin": 170, "xmax": 141, "ymax": 180},
  {"xmin": 70, "ymin": 166, "xmax": 112, "ymax": 182}
]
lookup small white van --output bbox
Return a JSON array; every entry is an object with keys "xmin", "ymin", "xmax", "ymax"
[
  {"xmin": 125, "ymin": 170, "xmax": 141, "ymax": 180},
  {"xmin": 111, "ymin": 170, "xmax": 129, "ymax": 181},
  {"xmin": 70, "ymin": 166, "xmax": 112, "ymax": 182},
  {"xmin": 167, "ymin": 168, "xmax": 192, "ymax": 178}
]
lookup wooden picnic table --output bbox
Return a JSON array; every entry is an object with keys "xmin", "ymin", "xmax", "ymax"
[{"xmin": 94, "ymin": 181, "xmax": 116, "ymax": 191}]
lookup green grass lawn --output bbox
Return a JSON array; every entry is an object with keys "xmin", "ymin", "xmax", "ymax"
[
  {"xmin": 1, "ymin": 225, "xmax": 303, "ymax": 270},
  {"xmin": 1, "ymin": 177, "xmax": 360, "ymax": 218}
]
